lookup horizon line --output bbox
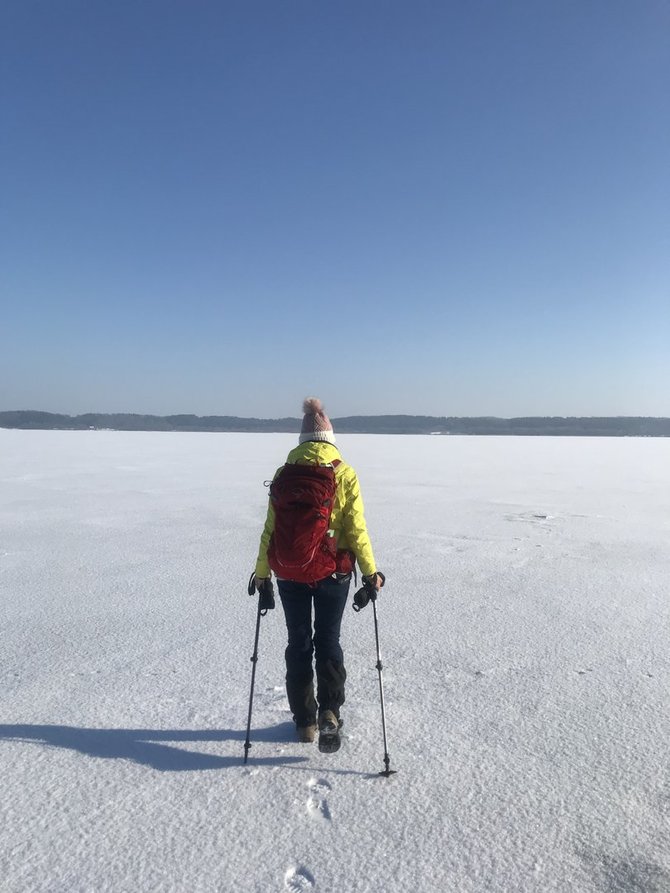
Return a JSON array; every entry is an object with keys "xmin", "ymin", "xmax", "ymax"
[{"xmin": 2, "ymin": 410, "xmax": 670, "ymax": 421}]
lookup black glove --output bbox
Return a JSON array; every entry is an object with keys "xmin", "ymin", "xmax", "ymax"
[
  {"xmin": 247, "ymin": 573, "xmax": 275, "ymax": 613},
  {"xmin": 352, "ymin": 572, "xmax": 385, "ymax": 612}
]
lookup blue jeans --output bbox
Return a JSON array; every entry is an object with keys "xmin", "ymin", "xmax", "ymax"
[{"xmin": 278, "ymin": 574, "xmax": 351, "ymax": 726}]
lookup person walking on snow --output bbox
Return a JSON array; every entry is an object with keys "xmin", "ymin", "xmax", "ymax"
[{"xmin": 253, "ymin": 397, "xmax": 384, "ymax": 750}]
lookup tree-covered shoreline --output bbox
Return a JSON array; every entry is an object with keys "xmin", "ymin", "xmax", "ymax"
[{"xmin": 1, "ymin": 411, "xmax": 669, "ymax": 437}]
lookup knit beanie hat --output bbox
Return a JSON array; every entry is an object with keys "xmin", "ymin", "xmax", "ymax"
[{"xmin": 299, "ymin": 397, "xmax": 336, "ymax": 445}]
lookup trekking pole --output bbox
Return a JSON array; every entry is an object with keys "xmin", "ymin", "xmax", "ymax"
[
  {"xmin": 243, "ymin": 573, "xmax": 275, "ymax": 764},
  {"xmin": 353, "ymin": 573, "xmax": 396, "ymax": 778}
]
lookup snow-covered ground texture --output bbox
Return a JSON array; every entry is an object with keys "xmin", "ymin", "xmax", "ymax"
[{"xmin": 1, "ymin": 431, "xmax": 669, "ymax": 893}]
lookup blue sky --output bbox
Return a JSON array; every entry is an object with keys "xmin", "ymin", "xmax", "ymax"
[{"xmin": 2, "ymin": 1, "xmax": 668, "ymax": 418}]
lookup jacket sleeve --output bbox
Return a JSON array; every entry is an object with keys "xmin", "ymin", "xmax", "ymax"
[
  {"xmin": 254, "ymin": 470, "xmax": 281, "ymax": 578},
  {"xmin": 254, "ymin": 498, "xmax": 275, "ymax": 578},
  {"xmin": 341, "ymin": 468, "xmax": 377, "ymax": 577}
]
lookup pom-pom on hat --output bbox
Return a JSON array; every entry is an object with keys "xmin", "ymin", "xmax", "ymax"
[{"xmin": 299, "ymin": 397, "xmax": 336, "ymax": 445}]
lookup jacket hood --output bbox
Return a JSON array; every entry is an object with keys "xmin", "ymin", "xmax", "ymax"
[{"xmin": 285, "ymin": 441, "xmax": 342, "ymax": 466}]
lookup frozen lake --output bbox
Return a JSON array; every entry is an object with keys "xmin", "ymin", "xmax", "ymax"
[{"xmin": 1, "ymin": 430, "xmax": 669, "ymax": 892}]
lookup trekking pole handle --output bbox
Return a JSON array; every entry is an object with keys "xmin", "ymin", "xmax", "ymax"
[
  {"xmin": 248, "ymin": 572, "xmax": 275, "ymax": 615},
  {"xmin": 369, "ymin": 571, "xmax": 385, "ymax": 601}
]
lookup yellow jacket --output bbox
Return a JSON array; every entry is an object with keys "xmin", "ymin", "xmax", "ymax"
[{"xmin": 255, "ymin": 440, "xmax": 377, "ymax": 579}]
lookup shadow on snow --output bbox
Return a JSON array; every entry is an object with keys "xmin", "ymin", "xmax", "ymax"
[{"xmin": 0, "ymin": 722, "xmax": 306, "ymax": 771}]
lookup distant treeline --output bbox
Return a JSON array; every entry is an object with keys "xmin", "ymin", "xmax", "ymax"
[{"xmin": 1, "ymin": 410, "xmax": 669, "ymax": 437}]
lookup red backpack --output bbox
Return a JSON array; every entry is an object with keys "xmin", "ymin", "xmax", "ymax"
[{"xmin": 267, "ymin": 462, "xmax": 339, "ymax": 583}]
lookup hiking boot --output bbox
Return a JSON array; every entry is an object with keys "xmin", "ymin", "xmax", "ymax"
[
  {"xmin": 296, "ymin": 723, "xmax": 317, "ymax": 744},
  {"xmin": 318, "ymin": 710, "xmax": 341, "ymax": 754}
]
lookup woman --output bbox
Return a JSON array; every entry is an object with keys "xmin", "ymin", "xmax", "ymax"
[{"xmin": 253, "ymin": 397, "xmax": 383, "ymax": 751}]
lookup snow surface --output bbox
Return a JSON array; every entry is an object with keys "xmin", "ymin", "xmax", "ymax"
[{"xmin": 1, "ymin": 430, "xmax": 669, "ymax": 893}]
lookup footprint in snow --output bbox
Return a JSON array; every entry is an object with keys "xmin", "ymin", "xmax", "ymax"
[
  {"xmin": 308, "ymin": 777, "xmax": 331, "ymax": 795},
  {"xmin": 284, "ymin": 865, "xmax": 315, "ymax": 891},
  {"xmin": 306, "ymin": 777, "xmax": 332, "ymax": 822}
]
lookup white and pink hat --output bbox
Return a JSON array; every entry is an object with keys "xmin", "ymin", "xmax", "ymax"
[{"xmin": 299, "ymin": 397, "xmax": 336, "ymax": 445}]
